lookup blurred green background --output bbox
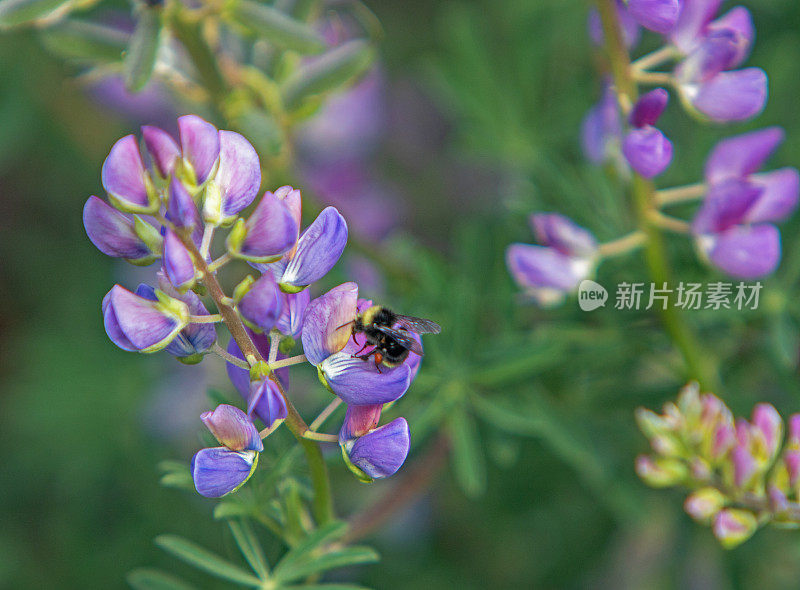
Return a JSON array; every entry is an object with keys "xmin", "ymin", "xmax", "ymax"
[{"xmin": 4, "ymin": 0, "xmax": 800, "ymax": 588}]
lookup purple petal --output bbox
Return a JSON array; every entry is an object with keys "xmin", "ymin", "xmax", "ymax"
[
  {"xmin": 161, "ymin": 285, "xmax": 217, "ymax": 357},
  {"xmin": 301, "ymin": 282, "xmax": 359, "ymax": 366},
  {"xmin": 191, "ymin": 447, "xmax": 258, "ymax": 498},
  {"xmin": 630, "ymin": 88, "xmax": 669, "ymax": 128},
  {"xmin": 752, "ymin": 403, "xmax": 782, "ymax": 458},
  {"xmin": 163, "ymin": 229, "xmax": 196, "ymax": 291},
  {"xmin": 677, "ymin": 32, "xmax": 741, "ymax": 84},
  {"xmin": 178, "ymin": 115, "xmax": 220, "ymax": 185},
  {"xmin": 201, "ymin": 404, "xmax": 263, "ymax": 452},
  {"xmin": 347, "ymin": 417, "xmax": 410, "ymax": 479},
  {"xmin": 247, "ymin": 379, "xmax": 288, "ymax": 429},
  {"xmin": 280, "ymin": 207, "xmax": 348, "ymax": 289},
  {"xmin": 746, "ymin": 169, "xmax": 800, "ymax": 224},
  {"xmin": 277, "ymin": 288, "xmax": 310, "ymax": 339},
  {"xmin": 167, "ymin": 177, "xmax": 202, "ymax": 237},
  {"xmin": 506, "ymin": 244, "xmax": 590, "ymax": 299},
  {"xmin": 706, "ymin": 7, "xmax": 754, "ymax": 68},
  {"xmin": 142, "ymin": 125, "xmax": 180, "ymax": 178},
  {"xmin": 235, "ymin": 191, "xmax": 298, "ymax": 262},
  {"xmin": 671, "ymin": 0, "xmax": 724, "ymax": 53},
  {"xmin": 691, "ymin": 68, "xmax": 768, "ymax": 123},
  {"xmin": 531, "ymin": 213, "xmax": 597, "ymax": 257},
  {"xmin": 101, "ymin": 135, "xmax": 151, "ymax": 212},
  {"xmin": 339, "ymin": 404, "xmax": 383, "ymax": 442},
  {"xmin": 692, "ymin": 179, "xmax": 763, "ymax": 234},
  {"xmin": 218, "ymin": 130, "xmax": 261, "ymax": 218},
  {"xmin": 239, "ymin": 272, "xmax": 284, "ymax": 332},
  {"xmin": 623, "ymin": 127, "xmax": 673, "ymax": 178},
  {"xmin": 702, "ymin": 224, "xmax": 781, "ymax": 279},
  {"xmin": 83, "ymin": 196, "xmax": 152, "ymax": 260},
  {"xmin": 274, "ymin": 185, "xmax": 302, "ymax": 234},
  {"xmin": 705, "ymin": 127, "xmax": 785, "ymax": 184},
  {"xmin": 580, "ymin": 85, "xmax": 621, "ymax": 164},
  {"xmin": 732, "ymin": 442, "xmax": 756, "ymax": 488},
  {"xmin": 628, "ymin": 0, "xmax": 681, "ymax": 33},
  {"xmin": 104, "ymin": 285, "xmax": 186, "ymax": 352},
  {"xmin": 319, "ymin": 352, "xmax": 412, "ymax": 405}
]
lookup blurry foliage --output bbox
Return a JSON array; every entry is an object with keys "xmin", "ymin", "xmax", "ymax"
[{"xmin": 4, "ymin": 0, "xmax": 800, "ymax": 588}]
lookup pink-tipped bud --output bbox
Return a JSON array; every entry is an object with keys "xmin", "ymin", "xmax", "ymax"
[
  {"xmin": 713, "ymin": 509, "xmax": 758, "ymax": 548},
  {"xmin": 685, "ymin": 487, "xmax": 727, "ymax": 523}
]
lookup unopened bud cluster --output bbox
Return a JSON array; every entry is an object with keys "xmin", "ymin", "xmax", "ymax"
[{"xmin": 636, "ymin": 383, "xmax": 800, "ymax": 548}]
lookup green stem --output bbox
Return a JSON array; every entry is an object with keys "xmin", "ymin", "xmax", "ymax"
[
  {"xmin": 596, "ymin": 0, "xmax": 719, "ymax": 391},
  {"xmin": 177, "ymin": 230, "xmax": 335, "ymax": 524}
]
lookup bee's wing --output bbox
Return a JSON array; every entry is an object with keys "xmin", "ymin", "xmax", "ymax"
[
  {"xmin": 393, "ymin": 315, "xmax": 441, "ymax": 334},
  {"xmin": 373, "ymin": 325, "xmax": 425, "ymax": 356}
]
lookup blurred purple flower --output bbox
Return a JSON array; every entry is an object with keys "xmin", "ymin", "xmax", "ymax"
[{"xmin": 622, "ymin": 89, "xmax": 673, "ymax": 178}]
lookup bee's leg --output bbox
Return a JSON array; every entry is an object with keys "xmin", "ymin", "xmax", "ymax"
[
  {"xmin": 373, "ymin": 355, "xmax": 383, "ymax": 374},
  {"xmin": 351, "ymin": 343, "xmax": 369, "ymax": 358}
]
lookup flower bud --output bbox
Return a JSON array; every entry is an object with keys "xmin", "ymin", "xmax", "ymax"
[
  {"xmin": 238, "ymin": 272, "xmax": 284, "ymax": 332},
  {"xmin": 787, "ymin": 414, "xmax": 800, "ymax": 449},
  {"xmin": 142, "ymin": 124, "xmax": 180, "ymax": 178},
  {"xmin": 247, "ymin": 378, "xmax": 288, "ymax": 429},
  {"xmin": 752, "ymin": 403, "xmax": 783, "ymax": 460},
  {"xmin": 102, "ymin": 284, "xmax": 188, "ymax": 353},
  {"xmin": 629, "ymin": 88, "xmax": 669, "ymax": 128},
  {"xmin": 635, "ymin": 455, "xmax": 687, "ymax": 487},
  {"xmin": 178, "ymin": 115, "xmax": 220, "ymax": 187},
  {"xmin": 685, "ymin": 487, "xmax": 727, "ymax": 523},
  {"xmin": 191, "ymin": 447, "xmax": 258, "ymax": 498},
  {"xmin": 341, "ymin": 417, "xmax": 410, "ymax": 481},
  {"xmin": 201, "ymin": 404, "xmax": 263, "ymax": 452},
  {"xmin": 712, "ymin": 508, "xmax": 758, "ymax": 548},
  {"xmin": 166, "ymin": 177, "xmax": 202, "ymax": 235},
  {"xmin": 215, "ymin": 130, "xmax": 261, "ymax": 223}
]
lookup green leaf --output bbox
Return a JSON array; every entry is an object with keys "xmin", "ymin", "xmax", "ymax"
[
  {"xmin": 126, "ymin": 568, "xmax": 197, "ymax": 590},
  {"xmin": 39, "ymin": 19, "xmax": 128, "ymax": 63},
  {"xmin": 155, "ymin": 535, "xmax": 262, "ymax": 587},
  {"xmin": 228, "ymin": 519, "xmax": 270, "ymax": 579},
  {"xmin": 275, "ymin": 547, "xmax": 379, "ymax": 584},
  {"xmin": 0, "ymin": 0, "xmax": 68, "ymax": 28},
  {"xmin": 214, "ymin": 501, "xmax": 252, "ymax": 520},
  {"xmin": 124, "ymin": 8, "xmax": 162, "ymax": 92},
  {"xmin": 281, "ymin": 40, "xmax": 374, "ymax": 110},
  {"xmin": 274, "ymin": 521, "xmax": 348, "ymax": 574},
  {"xmin": 448, "ymin": 406, "xmax": 486, "ymax": 498},
  {"xmin": 229, "ymin": 0, "xmax": 325, "ymax": 54},
  {"xmin": 158, "ymin": 461, "xmax": 194, "ymax": 491}
]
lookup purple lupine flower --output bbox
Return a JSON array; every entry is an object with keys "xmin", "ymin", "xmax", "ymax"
[
  {"xmin": 277, "ymin": 206, "xmax": 348, "ymax": 292},
  {"xmin": 162, "ymin": 229, "xmax": 196, "ymax": 291},
  {"xmin": 339, "ymin": 404, "xmax": 383, "ymax": 443},
  {"xmin": 247, "ymin": 378, "xmax": 288, "ymax": 429},
  {"xmin": 671, "ymin": 3, "xmax": 765, "ymax": 122},
  {"xmin": 692, "ymin": 128, "xmax": 799, "ymax": 278},
  {"xmin": 192, "ymin": 404, "xmax": 262, "ymax": 497},
  {"xmin": 302, "ymin": 284, "xmax": 414, "ymax": 405},
  {"xmin": 102, "ymin": 284, "xmax": 189, "ymax": 353},
  {"xmin": 581, "ymin": 83, "xmax": 622, "ymax": 165},
  {"xmin": 341, "ymin": 417, "xmax": 410, "ymax": 480},
  {"xmin": 83, "ymin": 195, "xmax": 157, "ymax": 263},
  {"xmin": 224, "ymin": 329, "xmax": 290, "ymax": 399},
  {"xmin": 623, "ymin": 88, "xmax": 673, "ymax": 178},
  {"xmin": 142, "ymin": 124, "xmax": 181, "ymax": 179},
  {"xmin": 166, "ymin": 177, "xmax": 202, "ymax": 242},
  {"xmin": 507, "ymin": 213, "xmax": 598, "ymax": 305},
  {"xmin": 101, "ymin": 134, "xmax": 158, "ymax": 214},
  {"xmin": 214, "ymin": 130, "xmax": 262, "ymax": 223},
  {"xmin": 276, "ymin": 288, "xmax": 310, "ymax": 340},
  {"xmin": 238, "ymin": 272, "xmax": 284, "ymax": 333},
  {"xmin": 227, "ymin": 190, "xmax": 298, "ymax": 262},
  {"xmin": 137, "ymin": 278, "xmax": 217, "ymax": 360}
]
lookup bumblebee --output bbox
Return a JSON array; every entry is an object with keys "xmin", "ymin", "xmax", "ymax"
[{"xmin": 348, "ymin": 306, "xmax": 441, "ymax": 370}]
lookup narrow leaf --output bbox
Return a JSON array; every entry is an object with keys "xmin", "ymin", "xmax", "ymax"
[
  {"xmin": 275, "ymin": 547, "xmax": 379, "ymax": 584},
  {"xmin": 40, "ymin": 19, "xmax": 128, "ymax": 62},
  {"xmin": 230, "ymin": 0, "xmax": 325, "ymax": 54},
  {"xmin": 0, "ymin": 0, "xmax": 68, "ymax": 28},
  {"xmin": 274, "ymin": 521, "xmax": 348, "ymax": 573},
  {"xmin": 281, "ymin": 40, "xmax": 374, "ymax": 109},
  {"xmin": 228, "ymin": 519, "xmax": 270, "ymax": 579},
  {"xmin": 214, "ymin": 502, "xmax": 252, "ymax": 520},
  {"xmin": 155, "ymin": 535, "xmax": 262, "ymax": 587},
  {"xmin": 127, "ymin": 568, "xmax": 197, "ymax": 590},
  {"xmin": 448, "ymin": 407, "xmax": 486, "ymax": 498},
  {"xmin": 124, "ymin": 8, "xmax": 162, "ymax": 92}
]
